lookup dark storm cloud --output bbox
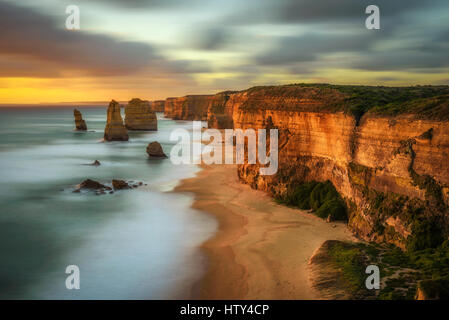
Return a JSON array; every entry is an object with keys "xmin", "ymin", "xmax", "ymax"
[
  {"xmin": 190, "ymin": 27, "xmax": 230, "ymax": 51},
  {"xmin": 254, "ymin": 32, "xmax": 375, "ymax": 65},
  {"xmin": 249, "ymin": 0, "xmax": 449, "ymax": 74},
  {"xmin": 0, "ymin": 1, "xmax": 192, "ymax": 77},
  {"xmin": 254, "ymin": 28, "xmax": 449, "ymax": 73},
  {"xmin": 79, "ymin": 0, "xmax": 202, "ymax": 9},
  {"xmin": 227, "ymin": 0, "xmax": 447, "ymax": 25}
]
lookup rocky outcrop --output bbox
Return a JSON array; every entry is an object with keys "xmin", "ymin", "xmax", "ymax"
[
  {"xmin": 112, "ymin": 179, "xmax": 130, "ymax": 190},
  {"xmin": 151, "ymin": 100, "xmax": 165, "ymax": 112},
  {"xmin": 74, "ymin": 109, "xmax": 87, "ymax": 131},
  {"xmin": 124, "ymin": 98, "xmax": 157, "ymax": 131},
  {"xmin": 146, "ymin": 141, "xmax": 167, "ymax": 158},
  {"xmin": 73, "ymin": 178, "xmax": 143, "ymax": 194},
  {"xmin": 202, "ymin": 84, "xmax": 449, "ymax": 249},
  {"xmin": 76, "ymin": 179, "xmax": 108, "ymax": 190},
  {"xmin": 104, "ymin": 100, "xmax": 129, "ymax": 141},
  {"xmin": 164, "ymin": 95, "xmax": 214, "ymax": 120}
]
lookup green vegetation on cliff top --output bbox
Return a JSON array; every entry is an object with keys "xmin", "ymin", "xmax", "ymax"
[{"xmin": 242, "ymin": 84, "xmax": 449, "ymax": 121}]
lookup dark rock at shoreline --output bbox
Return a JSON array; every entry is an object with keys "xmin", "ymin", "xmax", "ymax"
[{"xmin": 146, "ymin": 141, "xmax": 167, "ymax": 158}]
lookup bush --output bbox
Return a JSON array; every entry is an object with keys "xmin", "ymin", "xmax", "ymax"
[
  {"xmin": 280, "ymin": 180, "xmax": 348, "ymax": 221},
  {"xmin": 316, "ymin": 198, "xmax": 347, "ymax": 220},
  {"xmin": 406, "ymin": 218, "xmax": 445, "ymax": 252},
  {"xmin": 283, "ymin": 181, "xmax": 318, "ymax": 209}
]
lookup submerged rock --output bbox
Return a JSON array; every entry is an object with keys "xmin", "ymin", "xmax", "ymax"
[
  {"xmin": 73, "ymin": 178, "xmax": 143, "ymax": 194},
  {"xmin": 125, "ymin": 98, "xmax": 157, "ymax": 131},
  {"xmin": 74, "ymin": 109, "xmax": 87, "ymax": 131},
  {"xmin": 75, "ymin": 179, "xmax": 111, "ymax": 191},
  {"xmin": 112, "ymin": 179, "xmax": 130, "ymax": 190},
  {"xmin": 104, "ymin": 100, "xmax": 129, "ymax": 141},
  {"xmin": 146, "ymin": 141, "xmax": 167, "ymax": 158}
]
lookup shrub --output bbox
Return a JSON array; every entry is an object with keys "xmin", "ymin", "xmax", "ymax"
[
  {"xmin": 406, "ymin": 218, "xmax": 445, "ymax": 252},
  {"xmin": 280, "ymin": 180, "xmax": 348, "ymax": 221},
  {"xmin": 316, "ymin": 198, "xmax": 347, "ymax": 220},
  {"xmin": 283, "ymin": 181, "xmax": 318, "ymax": 209}
]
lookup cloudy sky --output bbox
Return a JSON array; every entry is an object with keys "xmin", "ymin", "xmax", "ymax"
[{"xmin": 1, "ymin": 0, "xmax": 448, "ymax": 103}]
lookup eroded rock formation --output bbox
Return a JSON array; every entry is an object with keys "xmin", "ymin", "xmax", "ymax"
[
  {"xmin": 146, "ymin": 141, "xmax": 167, "ymax": 158},
  {"xmin": 74, "ymin": 109, "xmax": 87, "ymax": 131},
  {"xmin": 104, "ymin": 100, "xmax": 129, "ymax": 141},
  {"xmin": 125, "ymin": 98, "xmax": 157, "ymax": 131}
]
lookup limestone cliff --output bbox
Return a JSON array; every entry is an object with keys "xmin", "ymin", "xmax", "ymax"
[
  {"xmin": 203, "ymin": 84, "xmax": 449, "ymax": 249},
  {"xmin": 125, "ymin": 98, "xmax": 157, "ymax": 131},
  {"xmin": 73, "ymin": 108, "xmax": 87, "ymax": 131},
  {"xmin": 164, "ymin": 95, "xmax": 214, "ymax": 120},
  {"xmin": 150, "ymin": 100, "xmax": 165, "ymax": 112},
  {"xmin": 104, "ymin": 100, "xmax": 129, "ymax": 141}
]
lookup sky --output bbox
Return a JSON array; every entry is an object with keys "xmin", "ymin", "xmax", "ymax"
[{"xmin": 0, "ymin": 0, "xmax": 449, "ymax": 104}]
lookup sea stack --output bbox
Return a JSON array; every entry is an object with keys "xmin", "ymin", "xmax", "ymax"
[
  {"xmin": 104, "ymin": 100, "xmax": 129, "ymax": 141},
  {"xmin": 124, "ymin": 98, "xmax": 157, "ymax": 131},
  {"xmin": 73, "ymin": 109, "xmax": 87, "ymax": 131},
  {"xmin": 146, "ymin": 141, "xmax": 167, "ymax": 158}
]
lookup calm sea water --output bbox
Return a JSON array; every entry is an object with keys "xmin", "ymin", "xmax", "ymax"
[{"xmin": 0, "ymin": 107, "xmax": 216, "ymax": 299}]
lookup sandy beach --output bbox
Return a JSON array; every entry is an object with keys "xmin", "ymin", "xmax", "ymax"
[{"xmin": 175, "ymin": 163, "xmax": 356, "ymax": 299}]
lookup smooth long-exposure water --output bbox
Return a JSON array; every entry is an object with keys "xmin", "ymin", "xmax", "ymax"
[{"xmin": 0, "ymin": 106, "xmax": 216, "ymax": 299}]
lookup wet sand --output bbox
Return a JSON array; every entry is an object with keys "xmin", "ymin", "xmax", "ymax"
[{"xmin": 175, "ymin": 163, "xmax": 355, "ymax": 299}]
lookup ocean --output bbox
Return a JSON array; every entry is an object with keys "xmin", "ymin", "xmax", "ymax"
[{"xmin": 0, "ymin": 106, "xmax": 217, "ymax": 299}]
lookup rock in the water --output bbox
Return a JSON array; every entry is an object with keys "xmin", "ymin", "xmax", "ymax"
[
  {"xmin": 77, "ymin": 179, "xmax": 108, "ymax": 190},
  {"xmin": 112, "ymin": 179, "xmax": 130, "ymax": 190},
  {"xmin": 74, "ymin": 109, "xmax": 87, "ymax": 131},
  {"xmin": 146, "ymin": 141, "xmax": 167, "ymax": 158},
  {"xmin": 104, "ymin": 100, "xmax": 129, "ymax": 141},
  {"xmin": 125, "ymin": 98, "xmax": 157, "ymax": 131},
  {"xmin": 91, "ymin": 160, "xmax": 101, "ymax": 166}
]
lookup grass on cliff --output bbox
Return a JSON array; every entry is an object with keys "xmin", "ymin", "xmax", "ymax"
[
  {"xmin": 323, "ymin": 240, "xmax": 449, "ymax": 300},
  {"xmin": 243, "ymin": 84, "xmax": 449, "ymax": 122},
  {"xmin": 277, "ymin": 180, "xmax": 347, "ymax": 221}
]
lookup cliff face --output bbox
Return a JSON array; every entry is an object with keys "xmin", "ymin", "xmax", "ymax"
[
  {"xmin": 151, "ymin": 100, "xmax": 165, "ymax": 112},
  {"xmin": 73, "ymin": 108, "xmax": 87, "ymax": 131},
  {"xmin": 206, "ymin": 92, "xmax": 236, "ymax": 129},
  {"xmin": 104, "ymin": 100, "xmax": 129, "ymax": 141},
  {"xmin": 164, "ymin": 95, "xmax": 214, "ymax": 120},
  {"xmin": 124, "ymin": 98, "xmax": 157, "ymax": 131},
  {"xmin": 203, "ymin": 85, "xmax": 449, "ymax": 249}
]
